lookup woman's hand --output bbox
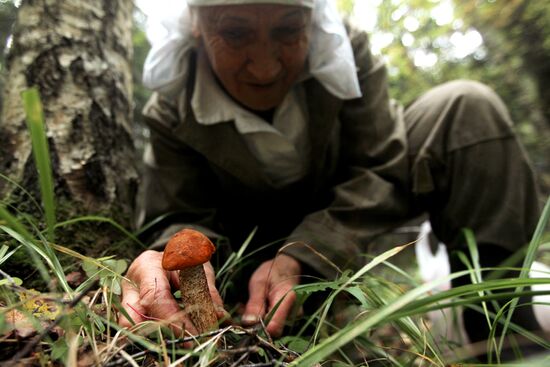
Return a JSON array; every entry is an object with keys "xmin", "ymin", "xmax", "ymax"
[
  {"xmin": 242, "ymin": 254, "xmax": 301, "ymax": 337},
  {"xmin": 119, "ymin": 250, "xmax": 225, "ymax": 336}
]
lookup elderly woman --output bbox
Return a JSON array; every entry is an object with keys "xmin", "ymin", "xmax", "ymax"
[{"xmin": 120, "ymin": 0, "xmax": 542, "ymax": 344}]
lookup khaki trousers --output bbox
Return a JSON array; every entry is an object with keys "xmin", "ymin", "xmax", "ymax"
[
  {"xmin": 405, "ymin": 79, "xmax": 542, "ymax": 253},
  {"xmin": 404, "ymin": 80, "xmax": 543, "ymax": 350}
]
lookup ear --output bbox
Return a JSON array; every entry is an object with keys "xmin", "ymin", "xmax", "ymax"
[
  {"xmin": 189, "ymin": 7, "xmax": 202, "ymax": 39},
  {"xmin": 192, "ymin": 27, "xmax": 201, "ymax": 39}
]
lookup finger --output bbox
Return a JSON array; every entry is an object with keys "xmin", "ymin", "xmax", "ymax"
[
  {"xmin": 138, "ymin": 278, "xmax": 183, "ymax": 323},
  {"xmin": 243, "ymin": 273, "xmax": 268, "ymax": 326},
  {"xmin": 167, "ymin": 310, "xmax": 199, "ymax": 339},
  {"xmin": 119, "ymin": 279, "xmax": 146, "ymax": 327},
  {"xmin": 126, "ymin": 251, "xmax": 181, "ymax": 322},
  {"xmin": 266, "ymin": 284, "xmax": 297, "ymax": 337},
  {"xmin": 137, "ymin": 271, "xmax": 199, "ymax": 337},
  {"xmin": 203, "ymin": 262, "xmax": 225, "ymax": 309}
]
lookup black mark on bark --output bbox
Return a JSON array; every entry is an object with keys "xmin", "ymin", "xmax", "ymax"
[
  {"xmin": 83, "ymin": 155, "xmax": 107, "ymax": 200},
  {"xmin": 89, "ymin": 101, "xmax": 133, "ymax": 157},
  {"xmin": 70, "ymin": 113, "xmax": 84, "ymax": 143},
  {"xmin": 25, "ymin": 49, "xmax": 65, "ymax": 100}
]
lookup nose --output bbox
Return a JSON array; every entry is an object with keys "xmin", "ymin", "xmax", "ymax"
[{"xmin": 246, "ymin": 40, "xmax": 282, "ymax": 83}]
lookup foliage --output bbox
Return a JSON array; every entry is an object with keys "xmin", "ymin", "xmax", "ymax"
[{"xmin": 345, "ymin": 0, "xmax": 550, "ymax": 191}]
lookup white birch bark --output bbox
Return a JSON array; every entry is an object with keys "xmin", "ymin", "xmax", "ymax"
[{"xmin": 0, "ymin": 0, "xmax": 138, "ymax": 255}]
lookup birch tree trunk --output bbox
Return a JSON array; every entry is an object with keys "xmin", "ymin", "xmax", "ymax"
[{"xmin": 0, "ymin": 0, "xmax": 138, "ymax": 256}]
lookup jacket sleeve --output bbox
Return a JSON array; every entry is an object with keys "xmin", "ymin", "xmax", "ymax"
[
  {"xmin": 136, "ymin": 93, "xmax": 223, "ymax": 248},
  {"xmin": 283, "ymin": 29, "xmax": 411, "ymax": 279}
]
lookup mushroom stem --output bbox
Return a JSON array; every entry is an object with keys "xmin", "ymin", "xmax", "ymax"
[{"xmin": 179, "ymin": 264, "xmax": 218, "ymax": 334}]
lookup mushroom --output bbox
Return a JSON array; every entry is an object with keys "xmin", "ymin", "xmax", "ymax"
[{"xmin": 162, "ymin": 228, "xmax": 218, "ymax": 335}]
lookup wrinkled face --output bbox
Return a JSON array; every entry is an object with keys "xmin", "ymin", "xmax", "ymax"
[{"xmin": 194, "ymin": 4, "xmax": 312, "ymax": 111}]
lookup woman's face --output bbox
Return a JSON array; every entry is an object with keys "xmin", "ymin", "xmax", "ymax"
[{"xmin": 194, "ymin": 4, "xmax": 312, "ymax": 111}]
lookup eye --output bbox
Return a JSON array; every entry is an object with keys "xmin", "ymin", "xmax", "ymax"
[
  {"xmin": 219, "ymin": 27, "xmax": 253, "ymax": 47},
  {"xmin": 273, "ymin": 26, "xmax": 305, "ymax": 44}
]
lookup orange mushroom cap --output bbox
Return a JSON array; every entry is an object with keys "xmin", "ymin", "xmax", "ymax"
[{"xmin": 162, "ymin": 229, "xmax": 216, "ymax": 271}]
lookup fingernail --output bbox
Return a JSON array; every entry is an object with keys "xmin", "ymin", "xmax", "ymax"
[{"xmin": 242, "ymin": 314, "xmax": 259, "ymax": 324}]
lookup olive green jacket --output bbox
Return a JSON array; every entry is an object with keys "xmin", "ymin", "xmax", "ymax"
[{"xmin": 138, "ymin": 29, "xmax": 411, "ymax": 278}]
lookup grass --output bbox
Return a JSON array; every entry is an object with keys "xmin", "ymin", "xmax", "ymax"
[{"xmin": 0, "ymin": 88, "xmax": 549, "ymax": 366}]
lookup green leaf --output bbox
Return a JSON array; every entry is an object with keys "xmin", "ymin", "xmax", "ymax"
[
  {"xmin": 104, "ymin": 259, "xmax": 128, "ymax": 275},
  {"xmin": 83, "ymin": 258, "xmax": 127, "ymax": 295},
  {"xmin": 257, "ymin": 347, "xmax": 266, "ymax": 358},
  {"xmin": 345, "ymin": 286, "xmax": 369, "ymax": 309},
  {"xmin": 0, "ymin": 277, "xmax": 23, "ymax": 287},
  {"xmin": 0, "ymin": 312, "xmax": 6, "ymax": 335},
  {"xmin": 82, "ymin": 260, "xmax": 99, "ymax": 278},
  {"xmin": 108, "ymin": 277, "xmax": 122, "ymax": 295},
  {"xmin": 294, "ymin": 281, "xmax": 342, "ymax": 296},
  {"xmin": 279, "ymin": 336, "xmax": 310, "ymax": 354},
  {"xmin": 51, "ymin": 338, "xmax": 68, "ymax": 361}
]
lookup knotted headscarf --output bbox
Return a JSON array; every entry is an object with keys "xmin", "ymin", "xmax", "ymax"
[{"xmin": 142, "ymin": 0, "xmax": 361, "ymax": 99}]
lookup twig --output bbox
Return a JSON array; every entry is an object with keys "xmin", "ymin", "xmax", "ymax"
[
  {"xmin": 165, "ymin": 327, "xmax": 232, "ymax": 344},
  {"xmin": 228, "ymin": 350, "xmax": 251, "ymax": 367},
  {"xmin": 4, "ymin": 279, "xmax": 100, "ymax": 367},
  {"xmin": 239, "ymin": 361, "xmax": 290, "ymax": 367},
  {"xmin": 220, "ymin": 345, "xmax": 259, "ymax": 354},
  {"xmin": 105, "ymin": 351, "xmax": 147, "ymax": 367}
]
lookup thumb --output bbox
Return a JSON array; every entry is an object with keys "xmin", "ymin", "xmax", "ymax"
[{"xmin": 202, "ymin": 262, "xmax": 230, "ymax": 320}]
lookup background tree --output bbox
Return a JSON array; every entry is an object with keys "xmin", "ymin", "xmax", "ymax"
[
  {"xmin": 455, "ymin": 0, "xmax": 550, "ymax": 126},
  {"xmin": 340, "ymin": 0, "xmax": 550, "ymax": 192},
  {"xmin": 0, "ymin": 0, "xmax": 139, "ymax": 260},
  {"xmin": 0, "ymin": 1, "xmax": 17, "ymax": 113}
]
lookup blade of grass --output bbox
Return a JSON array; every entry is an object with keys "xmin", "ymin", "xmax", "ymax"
[
  {"xmin": 0, "ymin": 225, "xmax": 72, "ymax": 293},
  {"xmin": 470, "ymin": 302, "xmax": 550, "ymax": 351},
  {"xmin": 295, "ymin": 242, "xmax": 410, "ymax": 341},
  {"xmin": 0, "ymin": 173, "xmax": 44, "ymax": 216},
  {"xmin": 0, "ymin": 217, "xmax": 51, "ymax": 285},
  {"xmin": 0, "ymin": 244, "xmax": 22, "ymax": 265},
  {"xmin": 392, "ymin": 288, "xmax": 550, "ymax": 321},
  {"xmin": 0, "ymin": 205, "xmax": 35, "ymax": 240},
  {"xmin": 463, "ymin": 229, "xmax": 500, "ymax": 362},
  {"xmin": 291, "ymin": 271, "xmax": 457, "ymax": 366},
  {"xmin": 365, "ymin": 282, "xmax": 444, "ymax": 365},
  {"xmin": 217, "ymin": 226, "xmax": 257, "ymax": 278},
  {"xmin": 394, "ymin": 277, "xmax": 550, "ymax": 318},
  {"xmin": 499, "ymin": 195, "xmax": 550, "ymax": 355},
  {"xmin": 1, "ymin": 202, "xmax": 72, "ymax": 293},
  {"xmin": 22, "ymin": 87, "xmax": 56, "ymax": 242},
  {"xmin": 291, "ymin": 269, "xmax": 550, "ymax": 366}
]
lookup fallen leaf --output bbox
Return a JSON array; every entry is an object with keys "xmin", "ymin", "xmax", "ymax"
[
  {"xmin": 66, "ymin": 271, "xmax": 86, "ymax": 287},
  {"xmin": 3, "ymin": 308, "xmax": 36, "ymax": 338}
]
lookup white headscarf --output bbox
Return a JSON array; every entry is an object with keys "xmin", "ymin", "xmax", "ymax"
[
  {"xmin": 142, "ymin": 0, "xmax": 361, "ymax": 100},
  {"xmin": 187, "ymin": 0, "xmax": 314, "ymax": 7}
]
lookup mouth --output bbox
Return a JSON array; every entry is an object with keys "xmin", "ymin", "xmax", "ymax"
[{"xmin": 247, "ymin": 81, "xmax": 278, "ymax": 90}]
